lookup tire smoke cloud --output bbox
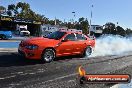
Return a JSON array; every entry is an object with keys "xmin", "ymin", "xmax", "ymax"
[{"xmin": 91, "ymin": 35, "xmax": 132, "ymax": 57}]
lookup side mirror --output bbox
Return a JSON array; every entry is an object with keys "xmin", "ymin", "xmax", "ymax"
[{"xmin": 90, "ymin": 36, "xmax": 95, "ymax": 40}]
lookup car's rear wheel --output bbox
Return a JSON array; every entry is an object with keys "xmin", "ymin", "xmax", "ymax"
[
  {"xmin": 83, "ymin": 46, "xmax": 92, "ymax": 57},
  {"xmin": 41, "ymin": 49, "xmax": 55, "ymax": 63}
]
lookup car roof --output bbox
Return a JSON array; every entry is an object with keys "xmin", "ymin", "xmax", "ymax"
[{"xmin": 60, "ymin": 30, "xmax": 82, "ymax": 34}]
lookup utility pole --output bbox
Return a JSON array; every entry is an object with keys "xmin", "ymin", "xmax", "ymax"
[
  {"xmin": 72, "ymin": 11, "xmax": 76, "ymax": 24},
  {"xmin": 55, "ymin": 17, "xmax": 57, "ymax": 25},
  {"xmin": 89, "ymin": 5, "xmax": 93, "ymax": 35}
]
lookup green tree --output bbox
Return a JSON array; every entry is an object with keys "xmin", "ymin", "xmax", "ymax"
[
  {"xmin": 16, "ymin": 2, "xmax": 30, "ymax": 18},
  {"xmin": 67, "ymin": 22, "xmax": 74, "ymax": 29},
  {"xmin": 78, "ymin": 17, "xmax": 89, "ymax": 34},
  {"xmin": 125, "ymin": 28, "xmax": 132, "ymax": 36},
  {"xmin": 103, "ymin": 22, "xmax": 116, "ymax": 34},
  {"xmin": 0, "ymin": 6, "xmax": 6, "ymax": 14},
  {"xmin": 42, "ymin": 18, "xmax": 49, "ymax": 24},
  {"xmin": 7, "ymin": 4, "xmax": 18, "ymax": 16},
  {"xmin": 7, "ymin": 2, "xmax": 46, "ymax": 22},
  {"xmin": 103, "ymin": 22, "xmax": 126, "ymax": 36},
  {"xmin": 7, "ymin": 11, "xmax": 12, "ymax": 16},
  {"xmin": 74, "ymin": 22, "xmax": 81, "ymax": 30},
  {"xmin": 116, "ymin": 26, "xmax": 125, "ymax": 36},
  {"xmin": 79, "ymin": 17, "xmax": 85, "ymax": 23},
  {"xmin": 16, "ymin": 2, "xmax": 30, "ymax": 12},
  {"xmin": 55, "ymin": 19, "xmax": 62, "ymax": 25}
]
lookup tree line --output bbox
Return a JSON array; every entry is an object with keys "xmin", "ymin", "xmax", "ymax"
[
  {"xmin": 0, "ymin": 2, "xmax": 132, "ymax": 36},
  {"xmin": 103, "ymin": 22, "xmax": 132, "ymax": 37}
]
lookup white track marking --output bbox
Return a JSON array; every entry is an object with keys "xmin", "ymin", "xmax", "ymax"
[
  {"xmin": 42, "ymin": 73, "xmax": 78, "ymax": 84},
  {"xmin": 0, "ymin": 48, "xmax": 17, "ymax": 52}
]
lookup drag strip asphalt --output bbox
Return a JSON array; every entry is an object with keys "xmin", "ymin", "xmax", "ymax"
[{"xmin": 0, "ymin": 51, "xmax": 132, "ymax": 88}]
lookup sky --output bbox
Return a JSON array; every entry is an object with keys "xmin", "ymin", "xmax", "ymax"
[{"xmin": 0, "ymin": 0, "xmax": 132, "ymax": 29}]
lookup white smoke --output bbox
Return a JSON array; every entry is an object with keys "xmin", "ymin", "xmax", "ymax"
[{"xmin": 91, "ymin": 35, "xmax": 132, "ymax": 57}]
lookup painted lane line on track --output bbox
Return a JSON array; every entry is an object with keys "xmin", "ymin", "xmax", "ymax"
[
  {"xmin": 0, "ymin": 75, "xmax": 16, "ymax": 80},
  {"xmin": 41, "ymin": 73, "xmax": 78, "ymax": 84},
  {"xmin": 0, "ymin": 48, "xmax": 18, "ymax": 52},
  {"xmin": 0, "ymin": 41, "xmax": 20, "ymax": 42}
]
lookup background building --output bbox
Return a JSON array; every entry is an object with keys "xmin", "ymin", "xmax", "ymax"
[
  {"xmin": 41, "ymin": 24, "xmax": 68, "ymax": 37},
  {"xmin": 0, "ymin": 15, "xmax": 41, "ymax": 36}
]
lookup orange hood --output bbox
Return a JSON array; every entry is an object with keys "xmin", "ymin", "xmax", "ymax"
[{"xmin": 23, "ymin": 37, "xmax": 60, "ymax": 46}]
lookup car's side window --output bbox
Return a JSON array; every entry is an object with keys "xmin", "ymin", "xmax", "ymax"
[
  {"xmin": 64, "ymin": 33, "xmax": 75, "ymax": 41},
  {"xmin": 82, "ymin": 34, "xmax": 87, "ymax": 40},
  {"xmin": 76, "ymin": 34, "xmax": 87, "ymax": 40}
]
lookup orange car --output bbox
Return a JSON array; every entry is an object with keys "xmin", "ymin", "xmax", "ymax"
[{"xmin": 18, "ymin": 31, "xmax": 95, "ymax": 62}]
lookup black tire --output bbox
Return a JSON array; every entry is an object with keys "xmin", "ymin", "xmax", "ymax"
[
  {"xmin": 83, "ymin": 46, "xmax": 92, "ymax": 57},
  {"xmin": 0, "ymin": 35, "xmax": 6, "ymax": 40},
  {"xmin": 41, "ymin": 49, "xmax": 55, "ymax": 63},
  {"xmin": 18, "ymin": 50, "xmax": 27, "ymax": 61},
  {"xmin": 18, "ymin": 54, "xmax": 27, "ymax": 61},
  {"xmin": 0, "ymin": 34, "xmax": 6, "ymax": 39}
]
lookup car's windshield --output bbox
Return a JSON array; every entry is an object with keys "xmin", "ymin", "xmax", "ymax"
[{"xmin": 47, "ymin": 31, "xmax": 66, "ymax": 40}]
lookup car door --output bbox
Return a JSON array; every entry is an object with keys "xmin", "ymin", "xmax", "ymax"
[
  {"xmin": 56, "ymin": 33, "xmax": 76, "ymax": 56},
  {"xmin": 72, "ymin": 34, "xmax": 88, "ymax": 54}
]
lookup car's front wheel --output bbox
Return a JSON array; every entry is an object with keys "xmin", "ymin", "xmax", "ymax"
[
  {"xmin": 83, "ymin": 46, "xmax": 92, "ymax": 57},
  {"xmin": 0, "ymin": 35, "xmax": 6, "ymax": 40},
  {"xmin": 41, "ymin": 49, "xmax": 55, "ymax": 63}
]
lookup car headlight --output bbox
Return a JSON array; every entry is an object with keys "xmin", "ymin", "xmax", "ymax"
[{"xmin": 25, "ymin": 45, "xmax": 38, "ymax": 50}]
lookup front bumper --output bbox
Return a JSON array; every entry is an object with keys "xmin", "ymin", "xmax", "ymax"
[
  {"xmin": 18, "ymin": 46, "xmax": 42, "ymax": 60},
  {"xmin": 18, "ymin": 49, "xmax": 25, "ymax": 57}
]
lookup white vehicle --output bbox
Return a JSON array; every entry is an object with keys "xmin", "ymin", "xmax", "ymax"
[
  {"xmin": 89, "ymin": 25, "xmax": 103, "ymax": 37},
  {"xmin": 16, "ymin": 24, "xmax": 30, "ymax": 36}
]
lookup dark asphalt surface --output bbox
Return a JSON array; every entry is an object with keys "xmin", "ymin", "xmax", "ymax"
[{"xmin": 0, "ymin": 52, "xmax": 132, "ymax": 88}]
